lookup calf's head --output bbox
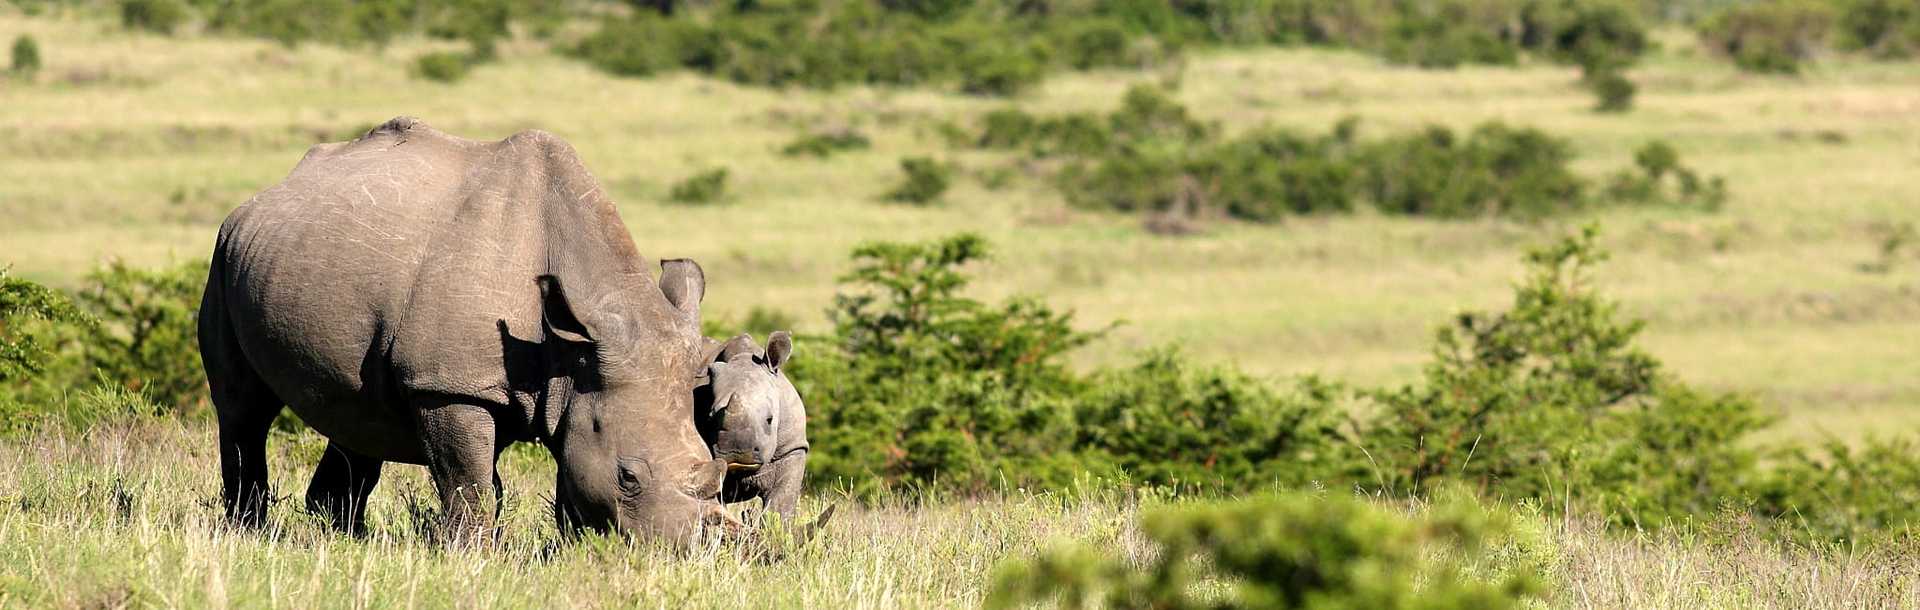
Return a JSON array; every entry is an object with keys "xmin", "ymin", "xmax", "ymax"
[{"xmin": 700, "ymin": 332, "xmax": 795, "ymax": 468}]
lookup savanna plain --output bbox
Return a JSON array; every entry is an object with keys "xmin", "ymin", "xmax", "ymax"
[{"xmin": 2, "ymin": 2, "xmax": 1919, "ymax": 608}]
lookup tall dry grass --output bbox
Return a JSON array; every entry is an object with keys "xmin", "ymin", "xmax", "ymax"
[{"xmin": 3, "ymin": 422, "xmax": 1915, "ymax": 609}]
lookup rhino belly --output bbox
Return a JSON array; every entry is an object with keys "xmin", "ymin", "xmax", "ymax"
[{"xmin": 223, "ymin": 217, "xmax": 435, "ymax": 463}]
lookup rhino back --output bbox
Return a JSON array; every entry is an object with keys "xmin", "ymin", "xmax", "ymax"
[{"xmin": 213, "ymin": 118, "xmax": 632, "ymax": 460}]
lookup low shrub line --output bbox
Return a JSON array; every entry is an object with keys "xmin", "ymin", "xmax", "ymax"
[{"xmin": 955, "ymin": 85, "xmax": 1725, "ymax": 224}]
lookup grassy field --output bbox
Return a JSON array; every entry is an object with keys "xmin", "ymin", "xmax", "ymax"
[
  {"xmin": 5, "ymin": 13, "xmax": 1917, "ymax": 445},
  {"xmin": 4, "ymin": 6, "xmax": 1920, "ymax": 607},
  {"xmin": 4, "ymin": 422, "xmax": 1917, "ymax": 609}
]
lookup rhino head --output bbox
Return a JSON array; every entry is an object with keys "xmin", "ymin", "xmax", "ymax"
[
  {"xmin": 703, "ymin": 331, "xmax": 794, "ymax": 468},
  {"xmin": 538, "ymin": 259, "xmax": 740, "ymax": 546}
]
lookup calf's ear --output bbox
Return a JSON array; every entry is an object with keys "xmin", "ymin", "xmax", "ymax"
[
  {"xmin": 766, "ymin": 331, "xmax": 793, "ymax": 372},
  {"xmin": 659, "ymin": 259, "xmax": 705, "ymax": 318}
]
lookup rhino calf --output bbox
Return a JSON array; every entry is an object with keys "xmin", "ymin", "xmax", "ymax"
[{"xmin": 697, "ymin": 332, "xmax": 809, "ymax": 521}]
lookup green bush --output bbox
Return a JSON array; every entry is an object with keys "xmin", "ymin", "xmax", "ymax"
[
  {"xmin": 1553, "ymin": 1, "xmax": 1652, "ymax": 73},
  {"xmin": 1604, "ymin": 140, "xmax": 1728, "ymax": 210},
  {"xmin": 1, "ymin": 269, "xmax": 91, "ymax": 390},
  {"xmin": 957, "ymin": 47, "xmax": 1045, "ymax": 96},
  {"xmin": 1381, "ymin": 2, "xmax": 1521, "ymax": 69},
  {"xmin": 780, "ymin": 129, "xmax": 872, "ymax": 158},
  {"xmin": 412, "ymin": 51, "xmax": 472, "ymax": 83},
  {"xmin": 884, "ymin": 157, "xmax": 953, "ymax": 204},
  {"xmin": 121, "ymin": 0, "xmax": 188, "ymax": 35},
  {"xmin": 988, "ymin": 492, "xmax": 1542, "ymax": 610},
  {"xmin": 668, "ymin": 167, "xmax": 730, "ymax": 204},
  {"xmin": 1752, "ymin": 436, "xmax": 1920, "ymax": 544},
  {"xmin": 1350, "ymin": 227, "xmax": 1767, "ymax": 528},
  {"xmin": 802, "ymin": 234, "xmax": 1105, "ymax": 495},
  {"xmin": 1360, "ymin": 123, "xmax": 1586, "ymax": 219},
  {"xmin": 1834, "ymin": 0, "xmax": 1920, "ymax": 58},
  {"xmin": 3, "ymin": 262, "xmax": 203, "ymax": 435},
  {"xmin": 1587, "ymin": 68, "xmax": 1637, "ymax": 112},
  {"xmin": 10, "ymin": 35, "xmax": 41, "ymax": 77},
  {"xmin": 75, "ymin": 261, "xmax": 209, "ymax": 414},
  {"xmin": 1699, "ymin": 1, "xmax": 1835, "ymax": 74},
  {"xmin": 569, "ymin": 15, "xmax": 710, "ymax": 77},
  {"xmin": 1074, "ymin": 351, "xmax": 1345, "ymax": 489}
]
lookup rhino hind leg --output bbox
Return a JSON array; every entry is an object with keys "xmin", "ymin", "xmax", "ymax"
[
  {"xmin": 306, "ymin": 441, "xmax": 385, "ymax": 536},
  {"xmin": 202, "ymin": 299, "xmax": 284, "ymax": 528}
]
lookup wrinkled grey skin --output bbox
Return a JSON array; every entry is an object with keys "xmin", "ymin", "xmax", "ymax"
[
  {"xmin": 696, "ymin": 332, "xmax": 809, "ymax": 521},
  {"xmin": 198, "ymin": 117, "xmax": 734, "ymax": 544}
]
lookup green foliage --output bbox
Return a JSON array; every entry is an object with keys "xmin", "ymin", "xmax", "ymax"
[
  {"xmin": 1605, "ymin": 140, "xmax": 1729, "ymax": 210},
  {"xmin": 10, "ymin": 35, "xmax": 42, "ymax": 77},
  {"xmin": 569, "ymin": 0, "xmax": 1649, "ymax": 95},
  {"xmin": 120, "ymin": 0, "xmax": 188, "ymax": 35},
  {"xmin": 668, "ymin": 167, "xmax": 730, "ymax": 204},
  {"xmin": 74, "ymin": 261, "xmax": 209, "ymax": 414},
  {"xmin": 567, "ymin": 14, "xmax": 709, "ymax": 78},
  {"xmin": 1075, "ymin": 352, "xmax": 1346, "ymax": 489},
  {"xmin": 1834, "ymin": 0, "xmax": 1920, "ymax": 58},
  {"xmin": 1553, "ymin": 1, "xmax": 1652, "ymax": 73},
  {"xmin": 965, "ymin": 85, "xmax": 1721, "ymax": 224},
  {"xmin": 1752, "ymin": 436, "xmax": 1920, "ymax": 544},
  {"xmin": 1357, "ymin": 227, "xmax": 1654, "ymax": 495},
  {"xmin": 780, "ymin": 129, "xmax": 872, "ymax": 158},
  {"xmin": 1359, "ymin": 123, "xmax": 1586, "ymax": 219},
  {"xmin": 1698, "ymin": 0, "xmax": 1835, "ymax": 74},
  {"xmin": 1, "ymin": 265, "xmax": 192, "ymax": 435},
  {"xmin": 1587, "ymin": 68, "xmax": 1636, "ymax": 112},
  {"xmin": 802, "ymin": 234, "xmax": 1106, "ymax": 495},
  {"xmin": 413, "ymin": 51, "xmax": 472, "ymax": 83},
  {"xmin": 0, "ymin": 269, "xmax": 91, "ymax": 386},
  {"xmin": 958, "ymin": 43, "xmax": 1046, "ymax": 95},
  {"xmin": 200, "ymin": 0, "xmax": 555, "ymax": 49},
  {"xmin": 1350, "ymin": 226, "xmax": 1768, "ymax": 528},
  {"xmin": 884, "ymin": 157, "xmax": 953, "ymax": 204},
  {"xmin": 988, "ymin": 492, "xmax": 1542, "ymax": 610}
]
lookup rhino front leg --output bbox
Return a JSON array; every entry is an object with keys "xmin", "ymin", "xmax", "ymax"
[
  {"xmin": 306, "ymin": 440, "xmax": 384, "ymax": 536},
  {"xmin": 754, "ymin": 450, "xmax": 807, "ymax": 522},
  {"xmin": 416, "ymin": 399, "xmax": 500, "ymax": 544}
]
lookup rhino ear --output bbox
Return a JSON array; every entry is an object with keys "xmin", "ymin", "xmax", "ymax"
[
  {"xmin": 659, "ymin": 259, "xmax": 705, "ymax": 318},
  {"xmin": 537, "ymin": 275, "xmax": 595, "ymax": 345},
  {"xmin": 707, "ymin": 360, "xmax": 740, "ymax": 396},
  {"xmin": 766, "ymin": 331, "xmax": 793, "ymax": 372}
]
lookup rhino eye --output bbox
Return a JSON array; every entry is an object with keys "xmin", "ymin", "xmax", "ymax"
[{"xmin": 616, "ymin": 458, "xmax": 646, "ymax": 493}]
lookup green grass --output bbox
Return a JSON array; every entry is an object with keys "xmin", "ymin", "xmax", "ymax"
[{"xmin": 2, "ymin": 9, "xmax": 1917, "ymax": 448}]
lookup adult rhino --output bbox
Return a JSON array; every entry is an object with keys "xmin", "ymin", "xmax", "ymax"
[{"xmin": 199, "ymin": 117, "xmax": 738, "ymax": 544}]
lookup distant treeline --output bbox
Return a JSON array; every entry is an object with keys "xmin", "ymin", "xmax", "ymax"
[
  {"xmin": 572, "ymin": 0, "xmax": 1651, "ymax": 95},
  {"xmin": 1697, "ymin": 0, "xmax": 1920, "ymax": 73},
  {"xmin": 15, "ymin": 0, "xmax": 1900, "ymax": 90}
]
